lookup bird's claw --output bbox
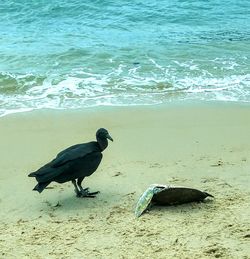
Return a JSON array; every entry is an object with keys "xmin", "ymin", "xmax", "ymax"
[{"xmin": 76, "ymin": 189, "xmax": 100, "ymax": 198}]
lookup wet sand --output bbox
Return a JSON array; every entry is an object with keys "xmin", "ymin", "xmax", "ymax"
[{"xmin": 0, "ymin": 103, "xmax": 250, "ymax": 258}]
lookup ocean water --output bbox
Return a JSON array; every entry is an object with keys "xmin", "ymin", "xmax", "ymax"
[{"xmin": 0, "ymin": 0, "xmax": 250, "ymax": 116}]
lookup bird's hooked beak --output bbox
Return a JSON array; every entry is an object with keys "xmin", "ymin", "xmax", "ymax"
[{"xmin": 106, "ymin": 133, "xmax": 113, "ymax": 142}]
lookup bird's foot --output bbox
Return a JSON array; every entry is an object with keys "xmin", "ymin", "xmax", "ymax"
[{"xmin": 76, "ymin": 188, "xmax": 100, "ymax": 198}]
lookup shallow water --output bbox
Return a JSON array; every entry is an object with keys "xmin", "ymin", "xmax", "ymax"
[{"xmin": 0, "ymin": 0, "xmax": 250, "ymax": 116}]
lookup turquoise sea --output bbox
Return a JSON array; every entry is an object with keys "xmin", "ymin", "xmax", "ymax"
[{"xmin": 0, "ymin": 0, "xmax": 249, "ymax": 116}]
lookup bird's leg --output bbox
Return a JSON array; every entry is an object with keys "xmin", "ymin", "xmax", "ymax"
[
  {"xmin": 72, "ymin": 179, "xmax": 82, "ymax": 197},
  {"xmin": 77, "ymin": 177, "xmax": 100, "ymax": 198},
  {"xmin": 77, "ymin": 177, "xmax": 87, "ymax": 194}
]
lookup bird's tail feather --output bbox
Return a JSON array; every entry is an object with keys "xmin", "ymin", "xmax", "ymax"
[
  {"xmin": 28, "ymin": 172, "xmax": 36, "ymax": 177},
  {"xmin": 33, "ymin": 182, "xmax": 51, "ymax": 193},
  {"xmin": 28, "ymin": 168, "xmax": 62, "ymax": 182}
]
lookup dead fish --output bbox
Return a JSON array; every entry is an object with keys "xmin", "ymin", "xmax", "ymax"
[{"xmin": 135, "ymin": 184, "xmax": 214, "ymax": 217}]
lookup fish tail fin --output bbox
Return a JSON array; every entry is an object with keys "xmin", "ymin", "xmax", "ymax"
[{"xmin": 204, "ymin": 192, "xmax": 214, "ymax": 198}]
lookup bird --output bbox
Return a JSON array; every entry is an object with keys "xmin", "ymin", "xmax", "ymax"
[{"xmin": 28, "ymin": 128, "xmax": 113, "ymax": 198}]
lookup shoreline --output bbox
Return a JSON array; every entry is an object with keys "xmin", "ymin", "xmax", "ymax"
[
  {"xmin": 1, "ymin": 99, "xmax": 250, "ymax": 119},
  {"xmin": 0, "ymin": 103, "xmax": 249, "ymax": 258}
]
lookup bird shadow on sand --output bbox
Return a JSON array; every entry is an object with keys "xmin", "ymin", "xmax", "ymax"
[{"xmin": 39, "ymin": 190, "xmax": 119, "ymax": 215}]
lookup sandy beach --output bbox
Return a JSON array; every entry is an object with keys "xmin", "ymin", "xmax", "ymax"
[{"xmin": 0, "ymin": 103, "xmax": 249, "ymax": 258}]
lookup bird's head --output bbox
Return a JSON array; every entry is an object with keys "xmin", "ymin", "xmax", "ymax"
[{"xmin": 96, "ymin": 128, "xmax": 113, "ymax": 142}]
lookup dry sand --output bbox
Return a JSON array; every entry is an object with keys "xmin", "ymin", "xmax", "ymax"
[{"xmin": 0, "ymin": 103, "xmax": 249, "ymax": 258}]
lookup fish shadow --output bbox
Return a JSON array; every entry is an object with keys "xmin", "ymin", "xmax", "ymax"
[{"xmin": 150, "ymin": 199, "xmax": 214, "ymax": 214}]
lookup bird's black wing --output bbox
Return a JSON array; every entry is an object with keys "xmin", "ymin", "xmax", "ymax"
[
  {"xmin": 55, "ymin": 143, "xmax": 83, "ymax": 158},
  {"xmin": 28, "ymin": 142, "xmax": 100, "ymax": 181},
  {"xmin": 50, "ymin": 141, "xmax": 100, "ymax": 168}
]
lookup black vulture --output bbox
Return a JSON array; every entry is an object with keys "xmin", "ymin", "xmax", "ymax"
[{"xmin": 28, "ymin": 128, "xmax": 113, "ymax": 197}]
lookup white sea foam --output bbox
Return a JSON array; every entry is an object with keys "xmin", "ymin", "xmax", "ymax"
[
  {"xmin": 1, "ymin": 0, "xmax": 250, "ymax": 117},
  {"xmin": 0, "ymin": 57, "xmax": 250, "ymax": 117}
]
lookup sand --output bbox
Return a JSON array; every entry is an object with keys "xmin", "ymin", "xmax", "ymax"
[{"xmin": 0, "ymin": 103, "xmax": 249, "ymax": 258}]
